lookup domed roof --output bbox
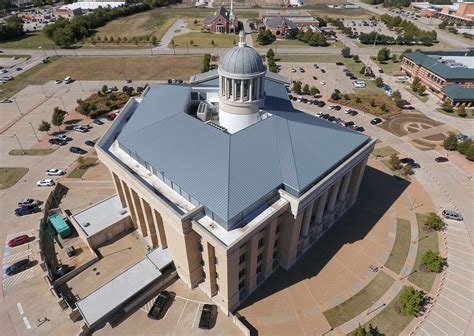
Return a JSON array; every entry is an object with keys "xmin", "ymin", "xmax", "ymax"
[{"xmin": 220, "ymin": 31, "xmax": 266, "ymax": 75}]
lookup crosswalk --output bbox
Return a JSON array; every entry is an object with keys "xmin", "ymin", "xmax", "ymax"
[
  {"xmin": 3, "ymin": 249, "xmax": 32, "ymax": 264},
  {"xmin": 2, "ymin": 266, "xmax": 38, "ymax": 290}
]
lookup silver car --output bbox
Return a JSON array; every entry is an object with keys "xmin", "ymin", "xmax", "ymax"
[{"xmin": 442, "ymin": 210, "xmax": 463, "ymax": 221}]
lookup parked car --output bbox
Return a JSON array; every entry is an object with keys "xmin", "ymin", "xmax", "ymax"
[
  {"xmin": 37, "ymin": 179, "xmax": 55, "ymax": 187},
  {"xmin": 321, "ymin": 69, "xmax": 326, "ymax": 73},
  {"xmin": 442, "ymin": 210, "xmax": 463, "ymax": 221},
  {"xmin": 49, "ymin": 138, "xmax": 67, "ymax": 146},
  {"xmin": 370, "ymin": 117, "xmax": 382, "ymax": 125},
  {"xmin": 85, "ymin": 140, "xmax": 95, "ymax": 147},
  {"xmin": 336, "ymin": 62, "xmax": 344, "ymax": 66},
  {"xmin": 107, "ymin": 112, "xmax": 117, "ymax": 121},
  {"xmin": 353, "ymin": 80, "xmax": 366, "ymax": 88},
  {"xmin": 64, "ymin": 76, "xmax": 73, "ymax": 84},
  {"xmin": 46, "ymin": 168, "xmax": 64, "ymax": 176},
  {"xmin": 198, "ymin": 304, "xmax": 217, "ymax": 330},
  {"xmin": 1, "ymin": 97, "xmax": 12, "ymax": 103},
  {"xmin": 73, "ymin": 126, "xmax": 88, "ymax": 133},
  {"xmin": 435, "ymin": 157, "xmax": 449, "ymax": 163},
  {"xmin": 320, "ymin": 81, "xmax": 326, "ymax": 85},
  {"xmin": 5, "ymin": 259, "xmax": 29, "ymax": 276},
  {"xmin": 52, "ymin": 265, "xmax": 71, "ymax": 280},
  {"xmin": 54, "ymin": 79, "xmax": 62, "ymax": 84},
  {"xmin": 15, "ymin": 204, "xmax": 39, "ymax": 216},
  {"xmin": 400, "ymin": 157, "xmax": 415, "ymax": 164},
  {"xmin": 312, "ymin": 76, "xmax": 318, "ymax": 80},
  {"xmin": 344, "ymin": 121, "xmax": 355, "ymax": 127},
  {"xmin": 93, "ymin": 119, "xmax": 104, "ymax": 125},
  {"xmin": 147, "ymin": 291, "xmax": 172, "ymax": 319},
  {"xmin": 18, "ymin": 198, "xmax": 39, "ymax": 207},
  {"xmin": 56, "ymin": 134, "xmax": 72, "ymax": 142},
  {"xmin": 313, "ymin": 63, "xmax": 319, "ymax": 69},
  {"xmin": 315, "ymin": 112, "xmax": 323, "ymax": 118},
  {"xmin": 70, "ymin": 147, "xmax": 87, "ymax": 154},
  {"xmin": 8, "ymin": 235, "xmax": 29, "ymax": 247},
  {"xmin": 347, "ymin": 110, "xmax": 358, "ymax": 116},
  {"xmin": 355, "ymin": 126, "xmax": 365, "ymax": 132}
]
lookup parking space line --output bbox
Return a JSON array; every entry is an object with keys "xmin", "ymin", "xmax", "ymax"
[
  {"xmin": 5, "ymin": 229, "xmax": 39, "ymax": 242},
  {"xmin": 192, "ymin": 303, "xmax": 201, "ymax": 328},
  {"xmin": 431, "ymin": 310, "xmax": 464, "ymax": 333},
  {"xmin": 435, "ymin": 302, "xmax": 469, "ymax": 324},
  {"xmin": 176, "ymin": 300, "xmax": 188, "ymax": 325},
  {"xmin": 3, "ymin": 266, "xmax": 37, "ymax": 290},
  {"xmin": 3, "ymin": 249, "xmax": 32, "ymax": 264},
  {"xmin": 445, "ymin": 278, "xmax": 474, "ymax": 294},
  {"xmin": 17, "ymin": 302, "xmax": 24, "ymax": 315},
  {"xmin": 426, "ymin": 319, "xmax": 448, "ymax": 335},
  {"xmin": 440, "ymin": 294, "xmax": 472, "ymax": 313}
]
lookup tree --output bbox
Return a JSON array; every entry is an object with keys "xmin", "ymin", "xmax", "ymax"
[
  {"xmin": 359, "ymin": 66, "xmax": 366, "ymax": 75},
  {"xmin": 51, "ymin": 107, "xmax": 67, "ymax": 131},
  {"xmin": 392, "ymin": 90, "xmax": 401, "ymax": 100},
  {"xmin": 422, "ymin": 250, "xmax": 444, "ymax": 272},
  {"xmin": 424, "ymin": 212, "xmax": 444, "ymax": 231},
  {"xmin": 441, "ymin": 100, "xmax": 453, "ymax": 112},
  {"xmin": 390, "ymin": 154, "xmax": 400, "ymax": 170},
  {"xmin": 375, "ymin": 77, "xmax": 384, "ymax": 87},
  {"xmin": 101, "ymin": 84, "xmax": 108, "ymax": 93},
  {"xmin": 355, "ymin": 96, "xmax": 362, "ymax": 103},
  {"xmin": 391, "ymin": 54, "xmax": 398, "ymax": 63},
  {"xmin": 411, "ymin": 77, "xmax": 421, "ymax": 92},
  {"xmin": 189, "ymin": 39, "xmax": 194, "ymax": 46},
  {"xmin": 170, "ymin": 38, "xmax": 175, "ymax": 47},
  {"xmin": 343, "ymin": 93, "xmax": 350, "ymax": 100},
  {"xmin": 370, "ymin": 98, "xmax": 376, "ymax": 107},
  {"xmin": 303, "ymin": 84, "xmax": 310, "ymax": 95},
  {"xmin": 377, "ymin": 47, "xmax": 391, "ymax": 62},
  {"xmin": 38, "ymin": 120, "xmax": 51, "ymax": 135},
  {"xmin": 150, "ymin": 36, "xmax": 157, "ymax": 45},
  {"xmin": 465, "ymin": 144, "xmax": 474, "ymax": 161},
  {"xmin": 266, "ymin": 48, "xmax": 275, "ymax": 59},
  {"xmin": 457, "ymin": 139, "xmax": 472, "ymax": 155},
  {"xmin": 443, "ymin": 134, "xmax": 458, "ymax": 151},
  {"xmin": 292, "ymin": 81, "xmax": 302, "ymax": 94},
  {"xmin": 380, "ymin": 103, "xmax": 387, "ymax": 112},
  {"xmin": 341, "ymin": 47, "xmax": 351, "ymax": 58},
  {"xmin": 331, "ymin": 91, "xmax": 341, "ymax": 100},
  {"xmin": 402, "ymin": 164, "xmax": 413, "ymax": 176},
  {"xmin": 399, "ymin": 286, "xmax": 424, "ymax": 316},
  {"xmin": 456, "ymin": 104, "xmax": 467, "ymax": 117},
  {"xmin": 354, "ymin": 324, "xmax": 368, "ymax": 336},
  {"xmin": 353, "ymin": 55, "xmax": 360, "ymax": 63},
  {"xmin": 310, "ymin": 86, "xmax": 318, "ymax": 96},
  {"xmin": 417, "ymin": 84, "xmax": 426, "ymax": 95}
]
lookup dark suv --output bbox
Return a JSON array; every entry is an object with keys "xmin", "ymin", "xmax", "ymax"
[
  {"xmin": 5, "ymin": 259, "xmax": 29, "ymax": 276},
  {"xmin": 15, "ymin": 204, "xmax": 39, "ymax": 216},
  {"xmin": 198, "ymin": 304, "xmax": 217, "ymax": 330},
  {"xmin": 70, "ymin": 146, "xmax": 87, "ymax": 154},
  {"xmin": 147, "ymin": 291, "xmax": 171, "ymax": 319}
]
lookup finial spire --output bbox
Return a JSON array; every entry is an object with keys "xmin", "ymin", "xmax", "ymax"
[{"xmin": 238, "ymin": 31, "xmax": 246, "ymax": 47}]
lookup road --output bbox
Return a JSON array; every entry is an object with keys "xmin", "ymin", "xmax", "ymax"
[{"xmin": 352, "ymin": 0, "xmax": 473, "ymax": 49}]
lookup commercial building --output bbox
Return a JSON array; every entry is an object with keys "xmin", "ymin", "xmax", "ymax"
[
  {"xmin": 203, "ymin": 3, "xmax": 238, "ymax": 34},
  {"xmin": 412, "ymin": 1, "xmax": 474, "ymax": 23},
  {"xmin": 96, "ymin": 31, "xmax": 375, "ymax": 314},
  {"xmin": 260, "ymin": 9, "xmax": 319, "ymax": 39},
  {"xmin": 401, "ymin": 50, "xmax": 474, "ymax": 107},
  {"xmin": 61, "ymin": 1, "xmax": 127, "ymax": 12}
]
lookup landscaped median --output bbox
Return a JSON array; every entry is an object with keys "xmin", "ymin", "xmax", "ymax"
[
  {"xmin": 9, "ymin": 148, "xmax": 56, "ymax": 156},
  {"xmin": 67, "ymin": 156, "xmax": 98, "ymax": 179},
  {"xmin": 323, "ymin": 271, "xmax": 394, "ymax": 328},
  {"xmin": 0, "ymin": 167, "xmax": 28, "ymax": 189},
  {"xmin": 385, "ymin": 218, "xmax": 411, "ymax": 275}
]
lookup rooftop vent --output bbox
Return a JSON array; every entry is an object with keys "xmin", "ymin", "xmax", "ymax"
[
  {"xmin": 205, "ymin": 121, "xmax": 228, "ymax": 133},
  {"xmin": 83, "ymin": 222, "xmax": 91, "ymax": 227},
  {"xmin": 197, "ymin": 101, "xmax": 211, "ymax": 122},
  {"xmin": 119, "ymin": 209, "xmax": 128, "ymax": 215}
]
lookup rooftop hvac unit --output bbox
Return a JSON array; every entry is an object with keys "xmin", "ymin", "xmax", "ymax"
[{"xmin": 197, "ymin": 101, "xmax": 210, "ymax": 122}]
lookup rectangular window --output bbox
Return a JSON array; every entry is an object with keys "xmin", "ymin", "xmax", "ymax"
[
  {"xmin": 256, "ymin": 265, "xmax": 262, "ymax": 274},
  {"xmin": 199, "ymin": 243, "xmax": 203, "ymax": 252},
  {"xmin": 200, "ymin": 259, "xmax": 205, "ymax": 266},
  {"xmin": 215, "ymin": 272, "xmax": 219, "ymax": 279},
  {"xmin": 239, "ymin": 269, "xmax": 245, "ymax": 278},
  {"xmin": 257, "ymin": 254, "xmax": 263, "ymax": 262},
  {"xmin": 239, "ymin": 281, "xmax": 245, "ymax": 290},
  {"xmin": 214, "ymin": 256, "xmax": 218, "ymax": 265},
  {"xmin": 239, "ymin": 253, "xmax": 246, "ymax": 265},
  {"xmin": 258, "ymin": 238, "xmax": 264, "ymax": 249}
]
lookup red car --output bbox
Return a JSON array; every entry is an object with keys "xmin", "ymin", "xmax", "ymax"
[
  {"xmin": 8, "ymin": 235, "xmax": 29, "ymax": 247},
  {"xmin": 107, "ymin": 112, "xmax": 117, "ymax": 121}
]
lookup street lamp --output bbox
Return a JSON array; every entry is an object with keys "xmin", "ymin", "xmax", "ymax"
[
  {"xmin": 12, "ymin": 133, "xmax": 25, "ymax": 154},
  {"xmin": 29, "ymin": 122, "xmax": 40, "ymax": 142},
  {"xmin": 38, "ymin": 46, "xmax": 47, "ymax": 59},
  {"xmin": 13, "ymin": 97, "xmax": 23, "ymax": 115}
]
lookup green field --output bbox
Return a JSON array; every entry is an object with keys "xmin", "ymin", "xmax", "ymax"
[
  {"xmin": 323, "ymin": 272, "xmax": 394, "ymax": 328},
  {"xmin": 0, "ymin": 31, "xmax": 56, "ymax": 49},
  {"xmin": 408, "ymin": 213, "xmax": 440, "ymax": 292},
  {"xmin": 385, "ymin": 218, "xmax": 411, "ymax": 275},
  {"xmin": 68, "ymin": 157, "xmax": 98, "ymax": 179},
  {"xmin": 376, "ymin": 59, "xmax": 402, "ymax": 75},
  {"xmin": 170, "ymin": 32, "xmax": 237, "ymax": 48},
  {"xmin": 0, "ymin": 167, "xmax": 28, "ymax": 189}
]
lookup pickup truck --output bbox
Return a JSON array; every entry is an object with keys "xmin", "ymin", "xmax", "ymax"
[{"xmin": 147, "ymin": 291, "xmax": 171, "ymax": 320}]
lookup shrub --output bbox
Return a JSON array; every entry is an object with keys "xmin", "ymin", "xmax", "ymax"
[
  {"xmin": 390, "ymin": 154, "xmax": 400, "ymax": 170},
  {"xmin": 422, "ymin": 250, "xmax": 444, "ymax": 272},
  {"xmin": 424, "ymin": 212, "xmax": 444, "ymax": 231},
  {"xmin": 456, "ymin": 104, "xmax": 467, "ymax": 117},
  {"xmin": 341, "ymin": 47, "xmax": 351, "ymax": 58},
  {"xmin": 331, "ymin": 91, "xmax": 341, "ymax": 100},
  {"xmin": 293, "ymin": 81, "xmax": 302, "ymax": 94},
  {"xmin": 457, "ymin": 139, "xmax": 472, "ymax": 155},
  {"xmin": 303, "ymin": 84, "xmax": 310, "ymax": 95},
  {"xmin": 443, "ymin": 134, "xmax": 457, "ymax": 151},
  {"xmin": 466, "ymin": 144, "xmax": 474, "ymax": 161},
  {"xmin": 398, "ymin": 286, "xmax": 424, "ymax": 316},
  {"xmin": 441, "ymin": 100, "xmax": 453, "ymax": 112}
]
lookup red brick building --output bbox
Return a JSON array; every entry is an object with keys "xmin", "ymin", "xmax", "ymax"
[{"xmin": 203, "ymin": 5, "xmax": 238, "ymax": 34}]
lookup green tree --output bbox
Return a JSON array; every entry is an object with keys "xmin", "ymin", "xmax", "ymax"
[
  {"xmin": 398, "ymin": 286, "xmax": 424, "ymax": 316},
  {"xmin": 456, "ymin": 104, "xmax": 467, "ymax": 117},
  {"xmin": 402, "ymin": 164, "xmax": 413, "ymax": 176},
  {"xmin": 457, "ymin": 139, "xmax": 472, "ymax": 155},
  {"xmin": 441, "ymin": 100, "xmax": 453, "ymax": 112},
  {"xmin": 390, "ymin": 154, "xmax": 400, "ymax": 170},
  {"xmin": 391, "ymin": 53, "xmax": 398, "ymax": 63},
  {"xmin": 353, "ymin": 55, "xmax": 360, "ymax": 63},
  {"xmin": 417, "ymin": 84, "xmax": 426, "ymax": 95},
  {"xmin": 293, "ymin": 81, "xmax": 302, "ymax": 94},
  {"xmin": 465, "ymin": 144, "xmax": 474, "ymax": 161},
  {"xmin": 51, "ymin": 107, "xmax": 67, "ymax": 131},
  {"xmin": 443, "ymin": 134, "xmax": 458, "ymax": 151},
  {"xmin": 359, "ymin": 66, "xmax": 366, "ymax": 75},
  {"xmin": 422, "ymin": 250, "xmax": 444, "ymax": 272},
  {"xmin": 38, "ymin": 120, "xmax": 51, "ymax": 135},
  {"xmin": 101, "ymin": 84, "xmax": 108, "ymax": 93},
  {"xmin": 355, "ymin": 96, "xmax": 362, "ymax": 103},
  {"xmin": 375, "ymin": 77, "xmax": 384, "ymax": 87},
  {"xmin": 411, "ymin": 77, "xmax": 421, "ymax": 92},
  {"xmin": 331, "ymin": 91, "xmax": 341, "ymax": 100},
  {"xmin": 377, "ymin": 47, "xmax": 391, "ymax": 62},
  {"xmin": 392, "ymin": 90, "xmax": 401, "ymax": 100},
  {"xmin": 303, "ymin": 84, "xmax": 310, "ymax": 95},
  {"xmin": 424, "ymin": 213, "xmax": 444, "ymax": 231},
  {"xmin": 310, "ymin": 86, "xmax": 318, "ymax": 96},
  {"xmin": 189, "ymin": 39, "xmax": 194, "ymax": 46},
  {"xmin": 266, "ymin": 48, "xmax": 275, "ymax": 60},
  {"xmin": 341, "ymin": 47, "xmax": 351, "ymax": 58},
  {"xmin": 354, "ymin": 324, "xmax": 368, "ymax": 336},
  {"xmin": 370, "ymin": 98, "xmax": 376, "ymax": 107},
  {"xmin": 150, "ymin": 36, "xmax": 157, "ymax": 45}
]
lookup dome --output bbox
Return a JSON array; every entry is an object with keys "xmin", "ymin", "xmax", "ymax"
[{"xmin": 220, "ymin": 32, "xmax": 266, "ymax": 75}]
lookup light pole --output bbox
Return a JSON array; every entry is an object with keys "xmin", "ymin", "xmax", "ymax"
[
  {"xmin": 38, "ymin": 46, "xmax": 47, "ymax": 59},
  {"xmin": 13, "ymin": 97, "xmax": 23, "ymax": 115},
  {"xmin": 59, "ymin": 96, "xmax": 67, "ymax": 111},
  {"xmin": 29, "ymin": 122, "xmax": 40, "ymax": 142},
  {"xmin": 13, "ymin": 133, "xmax": 25, "ymax": 154},
  {"xmin": 372, "ymin": 28, "xmax": 381, "ymax": 49}
]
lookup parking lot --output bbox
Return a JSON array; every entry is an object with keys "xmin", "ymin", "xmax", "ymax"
[{"xmin": 342, "ymin": 18, "xmax": 398, "ymax": 40}]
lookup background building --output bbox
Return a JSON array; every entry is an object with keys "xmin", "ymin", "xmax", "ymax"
[
  {"xmin": 203, "ymin": 4, "xmax": 238, "ymax": 34},
  {"xmin": 96, "ymin": 32, "xmax": 375, "ymax": 314},
  {"xmin": 401, "ymin": 50, "xmax": 474, "ymax": 107},
  {"xmin": 260, "ymin": 9, "xmax": 319, "ymax": 39}
]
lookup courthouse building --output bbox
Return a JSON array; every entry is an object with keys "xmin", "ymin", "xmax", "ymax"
[{"xmin": 96, "ymin": 32, "xmax": 375, "ymax": 313}]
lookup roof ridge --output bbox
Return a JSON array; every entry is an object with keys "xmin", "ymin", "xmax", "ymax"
[
  {"xmin": 282, "ymin": 117, "xmax": 300, "ymax": 190},
  {"xmin": 226, "ymin": 133, "xmax": 232, "ymax": 220}
]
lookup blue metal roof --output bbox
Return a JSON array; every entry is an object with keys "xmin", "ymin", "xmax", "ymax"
[{"xmin": 116, "ymin": 78, "xmax": 370, "ymax": 228}]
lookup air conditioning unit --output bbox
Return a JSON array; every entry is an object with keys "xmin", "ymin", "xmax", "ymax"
[{"xmin": 197, "ymin": 101, "xmax": 210, "ymax": 121}]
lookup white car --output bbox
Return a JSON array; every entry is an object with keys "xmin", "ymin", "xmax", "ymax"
[
  {"xmin": 37, "ymin": 179, "xmax": 55, "ymax": 187},
  {"xmin": 353, "ymin": 80, "xmax": 366, "ymax": 88},
  {"xmin": 73, "ymin": 125, "xmax": 90, "ymax": 133},
  {"xmin": 46, "ymin": 168, "xmax": 64, "ymax": 176},
  {"xmin": 291, "ymin": 68, "xmax": 297, "ymax": 73},
  {"xmin": 1, "ymin": 97, "xmax": 12, "ymax": 103},
  {"xmin": 315, "ymin": 112, "xmax": 323, "ymax": 118},
  {"xmin": 320, "ymin": 81, "xmax": 326, "ymax": 85},
  {"xmin": 54, "ymin": 79, "xmax": 62, "ymax": 84}
]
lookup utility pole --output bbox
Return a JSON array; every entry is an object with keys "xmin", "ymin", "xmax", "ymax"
[
  {"xmin": 29, "ymin": 122, "xmax": 40, "ymax": 142},
  {"xmin": 13, "ymin": 134, "xmax": 25, "ymax": 154},
  {"xmin": 13, "ymin": 97, "xmax": 23, "ymax": 115}
]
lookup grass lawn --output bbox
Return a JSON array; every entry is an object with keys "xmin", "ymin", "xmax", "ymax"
[
  {"xmin": 353, "ymin": 287, "xmax": 415, "ymax": 336},
  {"xmin": 376, "ymin": 59, "xmax": 402, "ymax": 75},
  {"xmin": 0, "ymin": 31, "xmax": 56, "ymax": 49},
  {"xmin": 323, "ymin": 271, "xmax": 394, "ymax": 328},
  {"xmin": 437, "ymin": 108, "xmax": 474, "ymax": 119},
  {"xmin": 0, "ymin": 167, "xmax": 28, "ymax": 189},
  {"xmin": 372, "ymin": 146, "xmax": 399, "ymax": 158},
  {"xmin": 67, "ymin": 157, "xmax": 98, "ymax": 179},
  {"xmin": 307, "ymin": 7, "xmax": 373, "ymax": 19},
  {"xmin": 170, "ymin": 32, "xmax": 237, "ymax": 48},
  {"xmin": 276, "ymin": 54, "xmax": 344, "ymax": 63},
  {"xmin": 405, "ymin": 86, "xmax": 429, "ymax": 103},
  {"xmin": 385, "ymin": 218, "xmax": 411, "ymax": 275},
  {"xmin": 186, "ymin": 19, "xmax": 203, "ymax": 31},
  {"xmin": 9, "ymin": 148, "xmax": 56, "ymax": 156},
  {"xmin": 408, "ymin": 213, "xmax": 439, "ymax": 292},
  {"xmin": 333, "ymin": 92, "xmax": 402, "ymax": 116}
]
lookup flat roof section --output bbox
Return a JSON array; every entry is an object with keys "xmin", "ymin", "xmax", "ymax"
[
  {"xmin": 76, "ymin": 248, "xmax": 172, "ymax": 328},
  {"xmin": 72, "ymin": 195, "xmax": 129, "ymax": 237}
]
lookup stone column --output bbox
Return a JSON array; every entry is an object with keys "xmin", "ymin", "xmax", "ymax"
[
  {"xmin": 300, "ymin": 202, "xmax": 314, "ymax": 238},
  {"xmin": 141, "ymin": 198, "xmax": 158, "ymax": 247},
  {"xmin": 315, "ymin": 190, "xmax": 328, "ymax": 224},
  {"xmin": 338, "ymin": 170, "xmax": 353, "ymax": 202},
  {"xmin": 121, "ymin": 181, "xmax": 138, "ymax": 229},
  {"xmin": 327, "ymin": 180, "xmax": 341, "ymax": 213},
  {"xmin": 240, "ymin": 80, "xmax": 244, "ymax": 102},
  {"xmin": 247, "ymin": 235, "xmax": 259, "ymax": 292},
  {"xmin": 111, "ymin": 173, "xmax": 126, "ymax": 208},
  {"xmin": 262, "ymin": 219, "xmax": 277, "ymax": 276},
  {"xmin": 350, "ymin": 158, "xmax": 368, "ymax": 204},
  {"xmin": 131, "ymin": 188, "xmax": 148, "ymax": 237},
  {"xmin": 152, "ymin": 209, "xmax": 167, "ymax": 248},
  {"xmin": 249, "ymin": 79, "xmax": 253, "ymax": 102},
  {"xmin": 232, "ymin": 79, "xmax": 236, "ymax": 101}
]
